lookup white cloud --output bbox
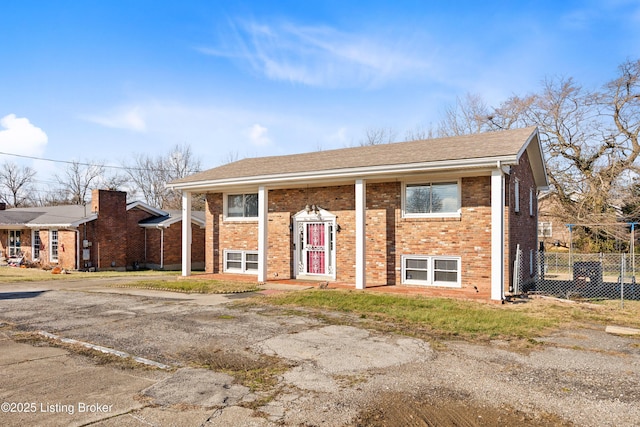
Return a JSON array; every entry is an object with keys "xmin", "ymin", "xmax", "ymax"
[
  {"xmin": 82, "ymin": 106, "xmax": 146, "ymax": 132},
  {"xmin": 247, "ymin": 124, "xmax": 271, "ymax": 146},
  {"xmin": 202, "ymin": 19, "xmax": 432, "ymax": 88},
  {"xmin": 327, "ymin": 127, "xmax": 348, "ymax": 145},
  {"xmin": 0, "ymin": 114, "xmax": 48, "ymax": 156}
]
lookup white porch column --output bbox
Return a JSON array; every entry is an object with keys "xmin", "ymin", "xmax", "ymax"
[
  {"xmin": 355, "ymin": 179, "xmax": 366, "ymax": 289},
  {"xmin": 181, "ymin": 191, "xmax": 192, "ymax": 277},
  {"xmin": 491, "ymin": 169, "xmax": 505, "ymax": 301},
  {"xmin": 257, "ymin": 186, "xmax": 268, "ymax": 283}
]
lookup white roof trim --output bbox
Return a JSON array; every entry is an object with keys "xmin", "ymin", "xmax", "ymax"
[
  {"xmin": 126, "ymin": 201, "xmax": 167, "ymax": 216},
  {"xmin": 167, "ymin": 156, "xmax": 519, "ymax": 192},
  {"xmin": 139, "ymin": 215, "xmax": 205, "ymax": 229},
  {"xmin": 25, "ymin": 213, "xmax": 98, "ymax": 228}
]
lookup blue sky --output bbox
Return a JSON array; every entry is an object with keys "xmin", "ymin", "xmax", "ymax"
[{"xmin": 1, "ymin": 0, "xmax": 640, "ymax": 182}]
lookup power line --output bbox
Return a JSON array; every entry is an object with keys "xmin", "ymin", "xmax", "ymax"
[{"xmin": 0, "ymin": 150, "xmax": 187, "ymax": 173}]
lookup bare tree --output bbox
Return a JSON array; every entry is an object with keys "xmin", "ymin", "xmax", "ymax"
[
  {"xmin": 222, "ymin": 150, "xmax": 240, "ymax": 164},
  {"xmin": 358, "ymin": 126, "xmax": 398, "ymax": 146},
  {"xmin": 123, "ymin": 144, "xmax": 202, "ymax": 210},
  {"xmin": 0, "ymin": 161, "xmax": 37, "ymax": 207},
  {"xmin": 55, "ymin": 160, "xmax": 106, "ymax": 205},
  {"xmin": 404, "ymin": 124, "xmax": 435, "ymax": 141},
  {"xmin": 435, "ymin": 60, "xmax": 640, "ymax": 244},
  {"xmin": 437, "ymin": 93, "xmax": 491, "ymax": 137}
]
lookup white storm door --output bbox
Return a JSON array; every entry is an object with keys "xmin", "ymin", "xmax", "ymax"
[{"xmin": 303, "ymin": 222, "xmax": 328, "ymax": 275}]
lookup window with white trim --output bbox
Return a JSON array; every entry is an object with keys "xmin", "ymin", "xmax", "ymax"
[
  {"xmin": 50, "ymin": 229, "xmax": 59, "ymax": 263},
  {"xmin": 224, "ymin": 250, "xmax": 258, "ymax": 273},
  {"xmin": 32, "ymin": 230, "xmax": 41, "ymax": 260},
  {"xmin": 402, "ymin": 255, "xmax": 461, "ymax": 287},
  {"xmin": 403, "ymin": 181, "xmax": 460, "ymax": 217},
  {"xmin": 538, "ymin": 221, "xmax": 552, "ymax": 238},
  {"xmin": 226, "ymin": 193, "xmax": 258, "ymax": 219}
]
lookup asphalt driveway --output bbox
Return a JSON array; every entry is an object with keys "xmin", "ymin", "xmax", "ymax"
[{"xmin": 1, "ymin": 278, "xmax": 639, "ymax": 426}]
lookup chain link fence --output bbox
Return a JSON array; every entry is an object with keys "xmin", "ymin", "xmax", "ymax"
[{"xmin": 523, "ymin": 252, "xmax": 640, "ymax": 301}]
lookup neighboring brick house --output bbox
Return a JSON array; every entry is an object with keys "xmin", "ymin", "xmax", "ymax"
[
  {"xmin": 0, "ymin": 189, "xmax": 205, "ymax": 271},
  {"xmin": 169, "ymin": 127, "xmax": 548, "ymax": 301},
  {"xmin": 537, "ymin": 192, "xmax": 571, "ymax": 250}
]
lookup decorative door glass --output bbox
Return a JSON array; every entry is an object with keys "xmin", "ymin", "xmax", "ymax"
[{"xmin": 306, "ymin": 223, "xmax": 326, "ymax": 274}]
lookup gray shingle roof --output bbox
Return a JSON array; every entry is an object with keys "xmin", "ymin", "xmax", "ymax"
[
  {"xmin": 170, "ymin": 126, "xmax": 539, "ymax": 186},
  {"xmin": 0, "ymin": 205, "xmax": 89, "ymax": 227}
]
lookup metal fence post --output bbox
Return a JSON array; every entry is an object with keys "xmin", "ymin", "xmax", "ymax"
[{"xmin": 621, "ymin": 253, "xmax": 625, "ymax": 309}]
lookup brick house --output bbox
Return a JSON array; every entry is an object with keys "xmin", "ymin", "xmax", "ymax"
[
  {"xmin": 169, "ymin": 127, "xmax": 548, "ymax": 301},
  {"xmin": 537, "ymin": 192, "xmax": 571, "ymax": 250},
  {"xmin": 0, "ymin": 189, "xmax": 205, "ymax": 271}
]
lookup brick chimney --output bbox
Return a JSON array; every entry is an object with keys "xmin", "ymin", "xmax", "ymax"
[{"xmin": 91, "ymin": 190, "xmax": 127, "ymax": 270}]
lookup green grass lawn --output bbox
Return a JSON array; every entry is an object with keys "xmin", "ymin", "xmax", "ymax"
[{"xmin": 247, "ymin": 289, "xmax": 640, "ymax": 341}]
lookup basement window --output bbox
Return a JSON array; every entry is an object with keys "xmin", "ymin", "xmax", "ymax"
[
  {"xmin": 402, "ymin": 255, "xmax": 461, "ymax": 287},
  {"xmin": 224, "ymin": 250, "xmax": 259, "ymax": 274}
]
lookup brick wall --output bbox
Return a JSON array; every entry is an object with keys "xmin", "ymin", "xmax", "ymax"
[
  {"xmin": 126, "ymin": 207, "xmax": 155, "ymax": 268},
  {"xmin": 145, "ymin": 222, "xmax": 205, "ymax": 270},
  {"xmin": 91, "ymin": 189, "xmax": 128, "ymax": 270},
  {"xmin": 205, "ymin": 178, "xmax": 497, "ymax": 298},
  {"xmin": 506, "ymin": 150, "xmax": 539, "ymax": 290}
]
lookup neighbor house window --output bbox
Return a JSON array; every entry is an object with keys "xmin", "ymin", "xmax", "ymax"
[
  {"xmin": 538, "ymin": 221, "xmax": 552, "ymax": 238},
  {"xmin": 8, "ymin": 230, "xmax": 20, "ymax": 257},
  {"xmin": 224, "ymin": 250, "xmax": 258, "ymax": 273},
  {"xmin": 402, "ymin": 255, "xmax": 461, "ymax": 287},
  {"xmin": 226, "ymin": 193, "xmax": 258, "ymax": 219},
  {"xmin": 50, "ymin": 230, "xmax": 59, "ymax": 263},
  {"xmin": 32, "ymin": 230, "xmax": 41, "ymax": 260},
  {"xmin": 404, "ymin": 181, "xmax": 460, "ymax": 217}
]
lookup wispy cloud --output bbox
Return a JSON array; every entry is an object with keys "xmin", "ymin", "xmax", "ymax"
[
  {"xmin": 199, "ymin": 19, "xmax": 431, "ymax": 88},
  {"xmin": 82, "ymin": 106, "xmax": 146, "ymax": 132},
  {"xmin": 0, "ymin": 114, "xmax": 48, "ymax": 156}
]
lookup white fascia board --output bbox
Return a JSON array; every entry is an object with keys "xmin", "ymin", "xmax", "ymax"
[
  {"xmin": 516, "ymin": 128, "xmax": 549, "ymax": 188},
  {"xmin": 167, "ymin": 156, "xmax": 519, "ymax": 192},
  {"xmin": 25, "ymin": 214, "xmax": 97, "ymax": 229},
  {"xmin": 25, "ymin": 224, "xmax": 79, "ymax": 229},
  {"xmin": 127, "ymin": 201, "xmax": 167, "ymax": 216},
  {"xmin": 71, "ymin": 213, "xmax": 99, "ymax": 227},
  {"xmin": 139, "ymin": 216, "xmax": 205, "ymax": 229}
]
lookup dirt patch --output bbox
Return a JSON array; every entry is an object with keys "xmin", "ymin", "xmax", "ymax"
[
  {"xmin": 177, "ymin": 344, "xmax": 294, "ymax": 391},
  {"xmin": 354, "ymin": 391, "xmax": 574, "ymax": 427}
]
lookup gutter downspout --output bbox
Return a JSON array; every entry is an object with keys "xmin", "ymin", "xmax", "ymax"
[
  {"xmin": 157, "ymin": 225, "xmax": 164, "ymax": 270},
  {"xmin": 75, "ymin": 228, "xmax": 80, "ymax": 270}
]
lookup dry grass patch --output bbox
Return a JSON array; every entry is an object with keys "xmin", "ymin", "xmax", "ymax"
[
  {"xmin": 511, "ymin": 296, "xmax": 640, "ymax": 329},
  {"xmin": 114, "ymin": 279, "xmax": 259, "ymax": 294},
  {"xmin": 0, "ymin": 267, "xmax": 175, "ymax": 283},
  {"xmin": 178, "ymin": 345, "xmax": 292, "ymax": 392},
  {"xmin": 13, "ymin": 332, "xmax": 157, "ymax": 370}
]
